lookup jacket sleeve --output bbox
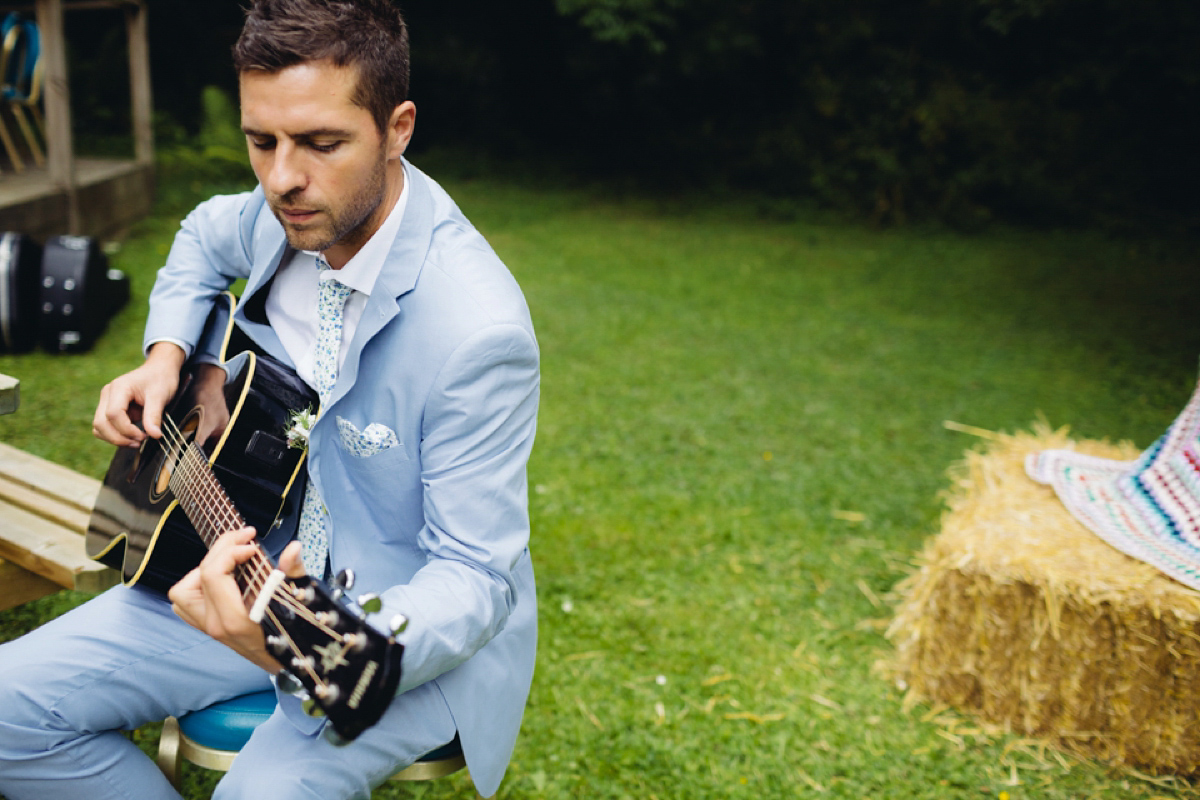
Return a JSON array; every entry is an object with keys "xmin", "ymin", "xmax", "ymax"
[
  {"xmin": 375, "ymin": 322, "xmax": 540, "ymax": 693},
  {"xmin": 143, "ymin": 189, "xmax": 266, "ymax": 356}
]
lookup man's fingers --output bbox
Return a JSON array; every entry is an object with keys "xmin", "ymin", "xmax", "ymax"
[
  {"xmin": 191, "ymin": 528, "xmax": 259, "ymax": 631},
  {"xmin": 139, "ymin": 380, "xmax": 177, "ymax": 440},
  {"xmin": 168, "ymin": 567, "xmax": 204, "ymax": 628},
  {"xmin": 94, "ymin": 375, "xmax": 156, "ymax": 446},
  {"xmin": 211, "ymin": 525, "xmax": 257, "ymax": 551},
  {"xmin": 200, "ymin": 528, "xmax": 258, "ymax": 584},
  {"xmin": 278, "ymin": 541, "xmax": 306, "ymax": 579},
  {"xmin": 166, "ymin": 526, "xmax": 280, "ymax": 671},
  {"xmin": 93, "ymin": 381, "xmax": 144, "ymax": 447},
  {"xmin": 93, "ymin": 345, "xmax": 184, "ymax": 447}
]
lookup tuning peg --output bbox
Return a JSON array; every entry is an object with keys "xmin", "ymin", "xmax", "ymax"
[
  {"xmin": 276, "ymin": 670, "xmax": 307, "ymax": 697},
  {"xmin": 356, "ymin": 592, "xmax": 383, "ymax": 614},
  {"xmin": 330, "ymin": 569, "xmax": 355, "ymax": 601},
  {"xmin": 389, "ymin": 614, "xmax": 409, "ymax": 635},
  {"xmin": 302, "ymin": 698, "xmax": 326, "ymax": 718},
  {"xmin": 333, "ymin": 568, "xmax": 356, "ymax": 591}
]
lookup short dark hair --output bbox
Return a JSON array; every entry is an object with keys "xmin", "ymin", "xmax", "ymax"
[{"xmin": 233, "ymin": 0, "xmax": 410, "ymax": 133}]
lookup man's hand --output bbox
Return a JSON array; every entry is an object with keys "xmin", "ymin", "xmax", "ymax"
[
  {"xmin": 168, "ymin": 528, "xmax": 307, "ymax": 674},
  {"xmin": 93, "ymin": 342, "xmax": 187, "ymax": 446}
]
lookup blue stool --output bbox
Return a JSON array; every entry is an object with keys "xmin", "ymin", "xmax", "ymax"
[{"xmin": 156, "ymin": 690, "xmax": 470, "ymax": 793}]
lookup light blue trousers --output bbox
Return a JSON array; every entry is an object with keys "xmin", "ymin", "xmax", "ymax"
[{"xmin": 0, "ymin": 585, "xmax": 455, "ymax": 800}]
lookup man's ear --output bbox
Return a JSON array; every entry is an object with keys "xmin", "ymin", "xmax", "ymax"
[{"xmin": 387, "ymin": 101, "xmax": 416, "ymax": 159}]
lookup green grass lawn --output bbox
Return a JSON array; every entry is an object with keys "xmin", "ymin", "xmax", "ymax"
[{"xmin": 2, "ymin": 164, "xmax": 1198, "ymax": 799}]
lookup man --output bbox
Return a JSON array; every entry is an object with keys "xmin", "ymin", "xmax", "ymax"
[{"xmin": 0, "ymin": 1, "xmax": 538, "ymax": 798}]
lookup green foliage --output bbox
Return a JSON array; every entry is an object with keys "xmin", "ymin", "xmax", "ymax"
[
  {"xmin": 553, "ymin": 0, "xmax": 684, "ymax": 52},
  {"xmin": 155, "ymin": 87, "xmax": 257, "ymax": 211},
  {"xmin": 2, "ymin": 163, "xmax": 1200, "ymax": 797},
  {"xmin": 197, "ymin": 86, "xmax": 250, "ymax": 165},
  {"xmin": 157, "ymin": 87, "xmax": 255, "ymax": 194}
]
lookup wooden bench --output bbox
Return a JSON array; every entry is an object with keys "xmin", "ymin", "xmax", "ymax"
[{"xmin": 0, "ymin": 441, "xmax": 120, "ymax": 611}]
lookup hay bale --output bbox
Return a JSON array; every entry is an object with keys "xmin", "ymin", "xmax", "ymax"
[{"xmin": 888, "ymin": 425, "xmax": 1200, "ymax": 775}]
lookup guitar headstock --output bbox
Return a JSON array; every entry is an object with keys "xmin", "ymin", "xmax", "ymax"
[{"xmin": 261, "ymin": 573, "xmax": 404, "ymax": 742}]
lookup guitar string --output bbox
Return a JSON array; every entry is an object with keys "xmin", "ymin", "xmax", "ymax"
[
  {"xmin": 160, "ymin": 416, "xmax": 304, "ymax": 608},
  {"xmin": 158, "ymin": 418, "xmax": 331, "ymax": 689},
  {"xmin": 158, "ymin": 416, "xmax": 340, "ymax": 642}
]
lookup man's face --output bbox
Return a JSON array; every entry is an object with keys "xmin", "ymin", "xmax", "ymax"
[{"xmin": 240, "ymin": 60, "xmax": 408, "ymax": 267}]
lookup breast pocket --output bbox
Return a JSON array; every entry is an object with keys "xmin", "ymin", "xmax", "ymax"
[{"xmin": 334, "ymin": 444, "xmax": 424, "ymax": 541}]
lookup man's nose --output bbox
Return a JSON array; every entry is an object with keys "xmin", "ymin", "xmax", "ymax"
[{"xmin": 265, "ymin": 142, "xmax": 306, "ymax": 198}]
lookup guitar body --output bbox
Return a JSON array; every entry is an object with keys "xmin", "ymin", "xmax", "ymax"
[{"xmin": 87, "ymin": 297, "xmax": 317, "ymax": 594}]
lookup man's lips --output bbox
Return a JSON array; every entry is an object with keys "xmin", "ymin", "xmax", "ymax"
[{"xmin": 277, "ymin": 207, "xmax": 320, "ymax": 224}]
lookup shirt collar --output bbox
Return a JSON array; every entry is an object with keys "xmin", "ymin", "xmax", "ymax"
[{"xmin": 311, "ymin": 161, "xmax": 410, "ymax": 296}]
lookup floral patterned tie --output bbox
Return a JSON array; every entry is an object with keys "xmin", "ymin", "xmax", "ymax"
[{"xmin": 297, "ymin": 257, "xmax": 353, "ymax": 576}]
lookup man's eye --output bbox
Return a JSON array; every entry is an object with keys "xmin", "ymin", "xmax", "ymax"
[
  {"xmin": 249, "ymin": 137, "xmax": 275, "ymax": 150},
  {"xmin": 310, "ymin": 141, "xmax": 341, "ymax": 153}
]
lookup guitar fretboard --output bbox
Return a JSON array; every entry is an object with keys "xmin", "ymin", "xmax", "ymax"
[{"xmin": 166, "ymin": 438, "xmax": 273, "ymax": 593}]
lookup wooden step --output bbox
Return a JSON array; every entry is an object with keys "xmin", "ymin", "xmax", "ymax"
[
  {"xmin": 0, "ymin": 496, "xmax": 116, "ymax": 593},
  {"xmin": 0, "ymin": 442, "xmax": 118, "ymax": 604},
  {"xmin": 0, "ymin": 442, "xmax": 101, "ymax": 515}
]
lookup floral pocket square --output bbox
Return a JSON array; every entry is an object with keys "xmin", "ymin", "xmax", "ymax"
[{"xmin": 336, "ymin": 416, "xmax": 401, "ymax": 458}]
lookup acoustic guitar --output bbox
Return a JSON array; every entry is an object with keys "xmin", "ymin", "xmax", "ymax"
[{"xmin": 86, "ymin": 293, "xmax": 403, "ymax": 742}]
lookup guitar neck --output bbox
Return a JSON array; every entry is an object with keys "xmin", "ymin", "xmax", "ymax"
[{"xmin": 168, "ymin": 439, "xmax": 273, "ymax": 590}]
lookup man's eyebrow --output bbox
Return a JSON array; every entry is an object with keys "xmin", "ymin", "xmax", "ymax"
[{"xmin": 241, "ymin": 126, "xmax": 355, "ymax": 139}]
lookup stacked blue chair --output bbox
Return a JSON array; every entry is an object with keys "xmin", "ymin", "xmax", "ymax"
[
  {"xmin": 0, "ymin": 13, "xmax": 44, "ymax": 171},
  {"xmin": 0, "ymin": 13, "xmax": 24, "ymax": 170}
]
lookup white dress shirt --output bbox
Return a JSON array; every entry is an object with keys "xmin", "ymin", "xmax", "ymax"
[{"xmin": 265, "ymin": 165, "xmax": 410, "ymax": 390}]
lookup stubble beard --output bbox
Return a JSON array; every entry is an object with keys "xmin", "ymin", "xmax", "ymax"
[{"xmin": 270, "ymin": 153, "xmax": 388, "ymax": 255}]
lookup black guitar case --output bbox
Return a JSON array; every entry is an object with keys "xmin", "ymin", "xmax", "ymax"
[
  {"xmin": 0, "ymin": 232, "xmax": 43, "ymax": 353},
  {"xmin": 39, "ymin": 235, "xmax": 130, "ymax": 352}
]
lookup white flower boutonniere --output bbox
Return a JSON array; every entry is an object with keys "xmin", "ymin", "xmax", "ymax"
[{"xmin": 285, "ymin": 406, "xmax": 317, "ymax": 452}]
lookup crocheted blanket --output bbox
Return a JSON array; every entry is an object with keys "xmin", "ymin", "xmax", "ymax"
[{"xmin": 1027, "ymin": 377, "xmax": 1200, "ymax": 592}]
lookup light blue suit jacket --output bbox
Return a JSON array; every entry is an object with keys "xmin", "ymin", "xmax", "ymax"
[{"xmin": 143, "ymin": 161, "xmax": 538, "ymax": 797}]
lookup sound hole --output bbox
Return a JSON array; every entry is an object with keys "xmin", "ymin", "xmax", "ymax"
[{"xmin": 150, "ymin": 409, "xmax": 202, "ymax": 502}]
